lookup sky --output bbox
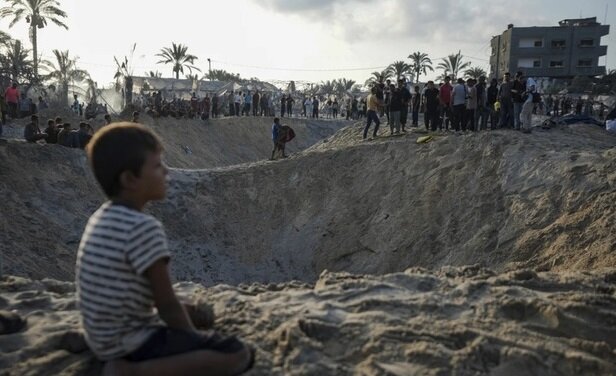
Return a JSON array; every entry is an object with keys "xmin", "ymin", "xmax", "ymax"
[{"xmin": 0, "ymin": 0, "xmax": 614, "ymax": 89}]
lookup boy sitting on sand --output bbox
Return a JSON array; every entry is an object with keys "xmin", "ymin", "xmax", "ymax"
[{"xmin": 76, "ymin": 122, "xmax": 253, "ymax": 376}]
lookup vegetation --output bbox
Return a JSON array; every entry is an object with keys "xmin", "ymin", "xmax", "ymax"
[
  {"xmin": 0, "ymin": 0, "xmax": 68, "ymax": 77},
  {"xmin": 41, "ymin": 49, "xmax": 87, "ymax": 106},
  {"xmin": 204, "ymin": 69, "xmax": 242, "ymax": 82},
  {"xmin": 464, "ymin": 66, "xmax": 487, "ymax": 80},
  {"xmin": 113, "ymin": 43, "xmax": 137, "ymax": 108},
  {"xmin": 156, "ymin": 42, "xmax": 200, "ymax": 80},
  {"xmin": 408, "ymin": 52, "xmax": 433, "ymax": 84},
  {"xmin": 437, "ymin": 50, "xmax": 471, "ymax": 80},
  {"xmin": 364, "ymin": 69, "xmax": 393, "ymax": 87},
  {"xmin": 387, "ymin": 60, "xmax": 412, "ymax": 82}
]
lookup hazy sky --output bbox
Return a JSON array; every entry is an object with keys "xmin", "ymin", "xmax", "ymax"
[{"xmin": 1, "ymin": 0, "xmax": 614, "ymax": 88}]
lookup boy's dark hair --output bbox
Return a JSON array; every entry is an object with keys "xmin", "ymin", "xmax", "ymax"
[
  {"xmin": 55, "ymin": 117, "xmax": 62, "ymax": 124},
  {"xmin": 86, "ymin": 122, "xmax": 163, "ymax": 198},
  {"xmin": 47, "ymin": 119, "xmax": 55, "ymax": 126},
  {"xmin": 273, "ymin": 117, "xmax": 280, "ymax": 123}
]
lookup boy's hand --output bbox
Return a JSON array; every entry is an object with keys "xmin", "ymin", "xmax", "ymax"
[{"xmin": 145, "ymin": 259, "xmax": 195, "ymax": 331}]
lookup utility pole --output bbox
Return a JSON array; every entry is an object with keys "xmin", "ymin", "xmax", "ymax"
[{"xmin": 207, "ymin": 58, "xmax": 212, "ymax": 80}]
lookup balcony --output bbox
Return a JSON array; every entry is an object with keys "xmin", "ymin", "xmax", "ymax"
[{"xmin": 573, "ymin": 66, "xmax": 606, "ymax": 76}]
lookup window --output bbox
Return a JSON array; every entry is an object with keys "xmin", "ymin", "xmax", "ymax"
[
  {"xmin": 519, "ymin": 38, "xmax": 543, "ymax": 48},
  {"xmin": 518, "ymin": 58, "xmax": 541, "ymax": 68},
  {"xmin": 579, "ymin": 39, "xmax": 594, "ymax": 47},
  {"xmin": 550, "ymin": 61, "xmax": 564, "ymax": 68},
  {"xmin": 551, "ymin": 40, "xmax": 566, "ymax": 48},
  {"xmin": 578, "ymin": 59, "xmax": 592, "ymax": 67}
]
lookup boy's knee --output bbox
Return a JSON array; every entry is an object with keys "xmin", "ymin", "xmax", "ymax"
[{"xmin": 231, "ymin": 344, "xmax": 254, "ymax": 374}]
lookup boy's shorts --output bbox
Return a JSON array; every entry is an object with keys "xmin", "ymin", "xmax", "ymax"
[{"xmin": 125, "ymin": 327, "xmax": 246, "ymax": 362}]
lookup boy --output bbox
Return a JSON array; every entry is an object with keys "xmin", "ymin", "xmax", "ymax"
[
  {"xmin": 77, "ymin": 123, "xmax": 253, "ymax": 376},
  {"xmin": 270, "ymin": 117, "xmax": 287, "ymax": 160}
]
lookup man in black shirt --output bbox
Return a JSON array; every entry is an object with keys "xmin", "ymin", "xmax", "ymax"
[
  {"xmin": 411, "ymin": 85, "xmax": 421, "ymax": 127},
  {"xmin": 389, "ymin": 84, "xmax": 403, "ymax": 134},
  {"xmin": 398, "ymin": 79, "xmax": 412, "ymax": 132},
  {"xmin": 423, "ymin": 81, "xmax": 440, "ymax": 131}
]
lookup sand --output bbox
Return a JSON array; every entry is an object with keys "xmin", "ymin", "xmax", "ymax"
[
  {"xmin": 1, "ymin": 114, "xmax": 615, "ymax": 375},
  {"xmin": 1, "ymin": 267, "xmax": 616, "ymax": 375}
]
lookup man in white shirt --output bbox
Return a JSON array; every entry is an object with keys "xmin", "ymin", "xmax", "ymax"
[{"xmin": 520, "ymin": 77, "xmax": 537, "ymax": 133}]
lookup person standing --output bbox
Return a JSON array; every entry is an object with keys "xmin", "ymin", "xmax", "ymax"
[
  {"xmin": 5, "ymin": 82, "xmax": 19, "ymax": 121},
  {"xmin": 398, "ymin": 79, "xmax": 411, "ymax": 132},
  {"xmin": 388, "ymin": 84, "xmax": 402, "ymax": 134},
  {"xmin": 234, "ymin": 91, "xmax": 241, "ymax": 116},
  {"xmin": 520, "ymin": 76, "xmax": 537, "ymax": 133},
  {"xmin": 423, "ymin": 81, "xmax": 440, "ymax": 131},
  {"xmin": 332, "ymin": 98, "xmax": 339, "ymax": 118},
  {"xmin": 312, "ymin": 96, "xmax": 319, "ymax": 119},
  {"xmin": 411, "ymin": 85, "xmax": 421, "ymax": 127},
  {"xmin": 286, "ymin": 95, "xmax": 294, "ymax": 117},
  {"xmin": 270, "ymin": 117, "xmax": 287, "ymax": 160},
  {"xmin": 244, "ymin": 90, "xmax": 252, "ymax": 116},
  {"xmin": 363, "ymin": 87, "xmax": 381, "ymax": 140},
  {"xmin": 304, "ymin": 97, "xmax": 312, "ymax": 119},
  {"xmin": 439, "ymin": 76, "xmax": 453, "ymax": 131},
  {"xmin": 252, "ymin": 91, "xmax": 260, "ymax": 116},
  {"xmin": 511, "ymin": 71, "xmax": 526, "ymax": 130},
  {"xmin": 498, "ymin": 72, "xmax": 514, "ymax": 128},
  {"xmin": 475, "ymin": 76, "xmax": 488, "ymax": 131},
  {"xmin": 0, "ymin": 91, "xmax": 6, "ymax": 136},
  {"xmin": 465, "ymin": 79, "xmax": 477, "ymax": 131},
  {"xmin": 486, "ymin": 78, "xmax": 499, "ymax": 130},
  {"xmin": 451, "ymin": 78, "xmax": 467, "ymax": 132},
  {"xmin": 280, "ymin": 94, "xmax": 286, "ymax": 117},
  {"xmin": 211, "ymin": 94, "xmax": 219, "ymax": 118}
]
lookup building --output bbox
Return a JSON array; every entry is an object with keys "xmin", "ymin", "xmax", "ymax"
[{"xmin": 490, "ymin": 17, "xmax": 609, "ymax": 79}]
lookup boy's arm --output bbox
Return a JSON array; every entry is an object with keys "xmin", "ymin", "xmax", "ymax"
[{"xmin": 145, "ymin": 259, "xmax": 195, "ymax": 331}]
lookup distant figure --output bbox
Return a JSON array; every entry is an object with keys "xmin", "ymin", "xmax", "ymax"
[
  {"xmin": 57, "ymin": 123, "xmax": 71, "ymax": 146},
  {"xmin": 132, "ymin": 111, "xmax": 140, "ymax": 123},
  {"xmin": 234, "ymin": 91, "xmax": 241, "ymax": 116},
  {"xmin": 104, "ymin": 114, "xmax": 112, "ymax": 126},
  {"xmin": 244, "ymin": 90, "xmax": 252, "ymax": 116},
  {"xmin": 304, "ymin": 97, "xmax": 312, "ymax": 118},
  {"xmin": 72, "ymin": 94, "xmax": 79, "ymax": 114},
  {"xmin": 411, "ymin": 85, "xmax": 421, "ymax": 127},
  {"xmin": 451, "ymin": 78, "xmax": 467, "ymax": 131},
  {"xmin": 270, "ymin": 117, "xmax": 287, "ymax": 160},
  {"xmin": 4, "ymin": 82, "xmax": 19, "ymax": 120},
  {"xmin": 498, "ymin": 72, "xmax": 514, "ymax": 128},
  {"xmin": 388, "ymin": 84, "xmax": 402, "ymax": 134},
  {"xmin": 24, "ymin": 114, "xmax": 46, "ymax": 143},
  {"xmin": 280, "ymin": 94, "xmax": 286, "ymax": 117},
  {"xmin": 38, "ymin": 96, "xmax": 48, "ymax": 111},
  {"xmin": 312, "ymin": 96, "xmax": 319, "ymax": 119},
  {"xmin": 252, "ymin": 91, "xmax": 260, "ymax": 116},
  {"xmin": 486, "ymin": 78, "xmax": 499, "ymax": 129},
  {"xmin": 44, "ymin": 119, "xmax": 58, "ymax": 144},
  {"xmin": 424, "ymin": 81, "xmax": 440, "ymax": 132},
  {"xmin": 520, "ymin": 76, "xmax": 537, "ymax": 133},
  {"xmin": 211, "ymin": 94, "xmax": 219, "ymax": 118},
  {"xmin": 77, "ymin": 122, "xmax": 93, "ymax": 148},
  {"xmin": 439, "ymin": 76, "xmax": 453, "ymax": 130},
  {"xmin": 19, "ymin": 93, "xmax": 32, "ymax": 118},
  {"xmin": 362, "ymin": 87, "xmax": 381, "ymax": 140},
  {"xmin": 77, "ymin": 123, "xmax": 254, "ymax": 375},
  {"xmin": 398, "ymin": 79, "xmax": 411, "ymax": 130},
  {"xmin": 0, "ymin": 91, "xmax": 6, "ymax": 135},
  {"xmin": 286, "ymin": 95, "xmax": 294, "ymax": 117}
]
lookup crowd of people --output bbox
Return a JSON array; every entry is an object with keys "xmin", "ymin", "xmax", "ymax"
[{"xmin": 22, "ymin": 113, "xmax": 110, "ymax": 149}]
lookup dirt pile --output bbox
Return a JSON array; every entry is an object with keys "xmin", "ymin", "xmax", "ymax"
[
  {"xmin": 1, "ymin": 267, "xmax": 615, "ymax": 375},
  {"xmin": 1, "ymin": 122, "xmax": 614, "ymax": 283}
]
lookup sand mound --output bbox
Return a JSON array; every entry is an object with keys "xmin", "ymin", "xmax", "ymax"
[
  {"xmin": 2, "ymin": 114, "xmax": 348, "ymax": 169},
  {"xmin": 1, "ymin": 122, "xmax": 615, "ymax": 284},
  {"xmin": 1, "ymin": 267, "xmax": 615, "ymax": 375}
]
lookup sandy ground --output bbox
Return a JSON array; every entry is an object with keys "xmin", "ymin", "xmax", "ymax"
[
  {"xmin": 1, "ymin": 267, "xmax": 615, "ymax": 375},
  {"xmin": 1, "ymin": 113, "xmax": 615, "ymax": 375}
]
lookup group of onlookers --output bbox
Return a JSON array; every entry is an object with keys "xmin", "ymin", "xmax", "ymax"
[{"xmin": 22, "ymin": 114, "xmax": 112, "ymax": 148}]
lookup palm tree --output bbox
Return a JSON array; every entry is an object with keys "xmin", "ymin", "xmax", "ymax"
[
  {"xmin": 387, "ymin": 60, "xmax": 412, "ymax": 81},
  {"xmin": 205, "ymin": 69, "xmax": 242, "ymax": 82},
  {"xmin": 437, "ymin": 50, "xmax": 471, "ymax": 80},
  {"xmin": 334, "ymin": 78, "xmax": 356, "ymax": 97},
  {"xmin": 364, "ymin": 69, "xmax": 393, "ymax": 87},
  {"xmin": 0, "ymin": 0, "xmax": 68, "ymax": 77},
  {"xmin": 146, "ymin": 70, "xmax": 162, "ymax": 78},
  {"xmin": 464, "ymin": 66, "xmax": 487, "ymax": 80},
  {"xmin": 408, "ymin": 51, "xmax": 433, "ymax": 83},
  {"xmin": 0, "ymin": 39, "xmax": 33, "ymax": 81},
  {"xmin": 41, "ymin": 49, "xmax": 88, "ymax": 107},
  {"xmin": 318, "ymin": 80, "xmax": 336, "ymax": 97},
  {"xmin": 156, "ymin": 43, "xmax": 200, "ymax": 79},
  {"xmin": 0, "ymin": 30, "xmax": 11, "ymax": 45}
]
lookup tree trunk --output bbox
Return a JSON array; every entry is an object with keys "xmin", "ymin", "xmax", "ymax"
[
  {"xmin": 62, "ymin": 82, "xmax": 68, "ymax": 107},
  {"xmin": 125, "ymin": 76, "xmax": 133, "ymax": 108},
  {"xmin": 175, "ymin": 69, "xmax": 179, "ymax": 80},
  {"xmin": 31, "ymin": 24, "xmax": 38, "ymax": 78}
]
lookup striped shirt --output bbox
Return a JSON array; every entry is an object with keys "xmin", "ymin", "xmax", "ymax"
[{"xmin": 75, "ymin": 202, "xmax": 170, "ymax": 360}]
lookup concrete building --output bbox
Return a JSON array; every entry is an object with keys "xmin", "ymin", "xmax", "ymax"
[{"xmin": 490, "ymin": 17, "xmax": 609, "ymax": 79}]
